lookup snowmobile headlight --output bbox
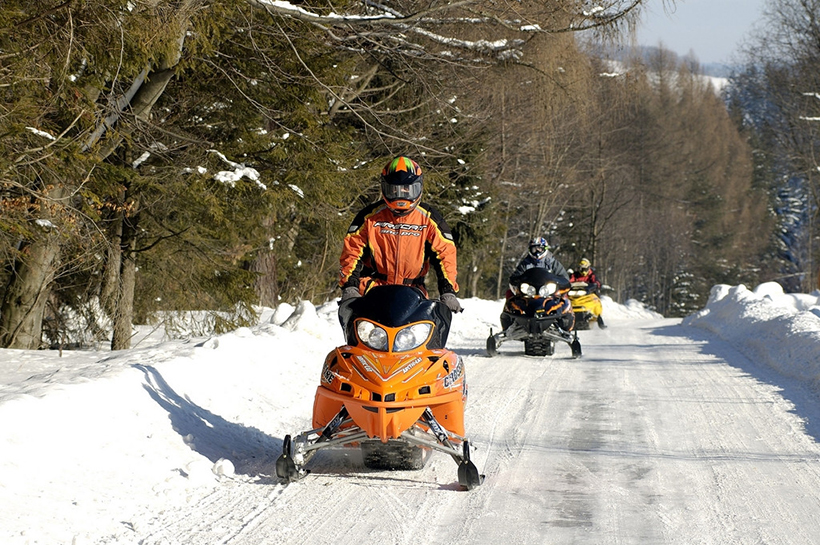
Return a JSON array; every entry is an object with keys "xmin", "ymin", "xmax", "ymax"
[
  {"xmin": 393, "ymin": 323, "xmax": 432, "ymax": 352},
  {"xmin": 356, "ymin": 320, "xmax": 388, "ymax": 351},
  {"xmin": 519, "ymin": 283, "xmax": 536, "ymax": 296},
  {"xmin": 539, "ymin": 283, "xmax": 557, "ymax": 297}
]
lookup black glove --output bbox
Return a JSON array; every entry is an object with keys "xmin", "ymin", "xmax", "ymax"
[
  {"xmin": 340, "ymin": 287, "xmax": 361, "ymax": 301},
  {"xmin": 440, "ymin": 292, "xmax": 463, "ymax": 313}
]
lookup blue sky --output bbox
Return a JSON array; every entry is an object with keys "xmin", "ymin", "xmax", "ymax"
[{"xmin": 635, "ymin": 0, "xmax": 767, "ymax": 65}]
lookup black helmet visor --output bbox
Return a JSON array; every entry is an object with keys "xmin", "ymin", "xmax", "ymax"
[{"xmin": 382, "ymin": 180, "xmax": 422, "ymax": 202}]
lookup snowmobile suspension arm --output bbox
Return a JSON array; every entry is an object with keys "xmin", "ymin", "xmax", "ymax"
[
  {"xmin": 422, "ymin": 408, "xmax": 464, "ymax": 464},
  {"xmin": 300, "ymin": 430, "xmax": 370, "ymax": 454},
  {"xmin": 322, "ymin": 407, "xmax": 349, "ymax": 440},
  {"xmin": 400, "ymin": 429, "xmax": 464, "ymax": 460}
]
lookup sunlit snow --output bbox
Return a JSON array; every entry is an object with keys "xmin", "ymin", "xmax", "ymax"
[{"xmin": 1, "ymin": 284, "xmax": 819, "ymax": 544}]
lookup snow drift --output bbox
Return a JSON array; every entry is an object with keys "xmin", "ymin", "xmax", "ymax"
[{"xmin": 684, "ymin": 282, "xmax": 820, "ymax": 388}]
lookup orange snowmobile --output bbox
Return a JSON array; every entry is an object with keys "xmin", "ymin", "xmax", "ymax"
[{"xmin": 275, "ymin": 285, "xmax": 484, "ymax": 490}]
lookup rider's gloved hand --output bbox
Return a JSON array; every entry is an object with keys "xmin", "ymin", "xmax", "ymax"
[
  {"xmin": 340, "ymin": 287, "xmax": 361, "ymax": 301},
  {"xmin": 441, "ymin": 292, "xmax": 463, "ymax": 313}
]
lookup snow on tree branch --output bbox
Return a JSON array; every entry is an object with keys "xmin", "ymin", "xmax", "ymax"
[{"xmin": 246, "ymin": 0, "xmax": 647, "ymax": 58}]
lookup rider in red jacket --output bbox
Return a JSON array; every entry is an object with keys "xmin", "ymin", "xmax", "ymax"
[
  {"xmin": 570, "ymin": 258, "xmax": 606, "ymax": 329},
  {"xmin": 339, "ymin": 156, "xmax": 461, "ymax": 313},
  {"xmin": 569, "ymin": 258, "xmax": 601, "ymax": 293}
]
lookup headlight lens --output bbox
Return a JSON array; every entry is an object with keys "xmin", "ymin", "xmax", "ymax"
[
  {"xmin": 356, "ymin": 320, "xmax": 388, "ymax": 351},
  {"xmin": 539, "ymin": 283, "xmax": 557, "ymax": 297},
  {"xmin": 520, "ymin": 283, "xmax": 536, "ymax": 296},
  {"xmin": 393, "ymin": 323, "xmax": 432, "ymax": 352}
]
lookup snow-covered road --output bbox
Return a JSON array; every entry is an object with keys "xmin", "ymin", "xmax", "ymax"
[
  {"xmin": 3, "ymin": 288, "xmax": 820, "ymax": 544},
  {"xmin": 125, "ymin": 316, "xmax": 820, "ymax": 545}
]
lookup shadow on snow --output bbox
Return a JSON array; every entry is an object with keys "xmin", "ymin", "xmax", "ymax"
[{"xmin": 133, "ymin": 363, "xmax": 282, "ymax": 479}]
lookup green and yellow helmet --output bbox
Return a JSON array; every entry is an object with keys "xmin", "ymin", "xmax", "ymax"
[{"xmin": 380, "ymin": 156, "xmax": 423, "ymax": 215}]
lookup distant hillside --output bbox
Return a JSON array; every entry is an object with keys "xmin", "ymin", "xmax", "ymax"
[
  {"xmin": 591, "ymin": 43, "xmax": 737, "ymax": 78},
  {"xmin": 699, "ymin": 62, "xmax": 735, "ymax": 78}
]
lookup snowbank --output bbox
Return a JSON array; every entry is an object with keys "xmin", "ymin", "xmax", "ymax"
[
  {"xmin": 683, "ymin": 282, "xmax": 820, "ymax": 388},
  {"xmin": 600, "ymin": 295, "xmax": 663, "ymax": 321}
]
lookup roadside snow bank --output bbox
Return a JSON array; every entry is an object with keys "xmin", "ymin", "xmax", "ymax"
[
  {"xmin": 601, "ymin": 295, "xmax": 663, "ymax": 321},
  {"xmin": 683, "ymin": 283, "xmax": 820, "ymax": 388},
  {"xmin": 0, "ymin": 300, "xmax": 344, "ymax": 545}
]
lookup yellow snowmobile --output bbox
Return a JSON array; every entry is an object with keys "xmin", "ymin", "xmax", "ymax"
[{"xmin": 568, "ymin": 282, "xmax": 605, "ymax": 330}]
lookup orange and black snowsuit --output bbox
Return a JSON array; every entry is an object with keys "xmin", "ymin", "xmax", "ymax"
[{"xmin": 339, "ymin": 201, "xmax": 459, "ymax": 296}]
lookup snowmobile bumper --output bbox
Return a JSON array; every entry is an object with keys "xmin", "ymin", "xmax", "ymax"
[
  {"xmin": 495, "ymin": 315, "xmax": 576, "ymax": 345},
  {"xmin": 275, "ymin": 406, "xmax": 484, "ymax": 490},
  {"xmin": 312, "ymin": 385, "xmax": 465, "ymax": 442},
  {"xmin": 488, "ymin": 317, "xmax": 581, "ymax": 358}
]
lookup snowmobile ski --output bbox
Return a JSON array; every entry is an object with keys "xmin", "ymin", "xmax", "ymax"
[{"xmin": 457, "ymin": 440, "xmax": 485, "ymax": 490}]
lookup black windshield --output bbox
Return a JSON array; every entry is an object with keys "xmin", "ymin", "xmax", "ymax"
[
  {"xmin": 510, "ymin": 267, "xmax": 570, "ymax": 291},
  {"xmin": 338, "ymin": 285, "xmax": 451, "ymax": 348}
]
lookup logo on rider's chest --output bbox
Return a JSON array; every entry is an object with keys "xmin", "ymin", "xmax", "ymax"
[{"xmin": 374, "ymin": 221, "xmax": 428, "ymax": 237}]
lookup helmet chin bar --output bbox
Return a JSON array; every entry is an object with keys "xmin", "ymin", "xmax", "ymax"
[{"xmin": 384, "ymin": 196, "xmax": 419, "ymax": 215}]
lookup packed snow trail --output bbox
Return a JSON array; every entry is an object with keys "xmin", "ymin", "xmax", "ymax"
[{"xmin": 126, "ymin": 313, "xmax": 820, "ymax": 545}]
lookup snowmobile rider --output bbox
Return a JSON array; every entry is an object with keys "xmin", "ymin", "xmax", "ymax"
[
  {"xmin": 502, "ymin": 236, "xmax": 573, "ymax": 331},
  {"xmin": 509, "ymin": 237, "xmax": 569, "ymax": 285},
  {"xmin": 570, "ymin": 258, "xmax": 606, "ymax": 329},
  {"xmin": 570, "ymin": 258, "xmax": 601, "ymax": 293},
  {"xmin": 338, "ymin": 156, "xmax": 462, "ymax": 313}
]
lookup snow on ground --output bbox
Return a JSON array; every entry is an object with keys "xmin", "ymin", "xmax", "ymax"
[
  {"xmin": 683, "ymin": 282, "xmax": 820, "ymax": 388},
  {"xmin": 1, "ymin": 286, "xmax": 819, "ymax": 544}
]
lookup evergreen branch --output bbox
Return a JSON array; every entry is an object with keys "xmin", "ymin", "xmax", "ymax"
[
  {"xmin": 133, "ymin": 228, "xmax": 190, "ymax": 254},
  {"xmin": 14, "ymin": 0, "xmax": 76, "ymax": 28}
]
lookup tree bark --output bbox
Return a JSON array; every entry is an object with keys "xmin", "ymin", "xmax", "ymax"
[
  {"xmin": 111, "ymin": 210, "xmax": 139, "ymax": 351},
  {"xmin": 100, "ymin": 205, "xmax": 124, "ymax": 318},
  {"xmin": 251, "ymin": 248, "xmax": 278, "ymax": 307},
  {"xmin": 0, "ymin": 233, "xmax": 61, "ymax": 349},
  {"xmin": 0, "ymin": 184, "xmax": 70, "ymax": 349}
]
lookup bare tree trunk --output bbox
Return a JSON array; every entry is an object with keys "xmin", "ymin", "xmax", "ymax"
[
  {"xmin": 100, "ymin": 206, "xmax": 124, "ymax": 317},
  {"xmin": 252, "ymin": 248, "xmax": 278, "ymax": 307},
  {"xmin": 495, "ymin": 215, "xmax": 510, "ymax": 299},
  {"xmin": 469, "ymin": 254, "xmax": 480, "ymax": 297},
  {"xmin": 251, "ymin": 211, "xmax": 279, "ymax": 307},
  {"xmin": 0, "ymin": 185, "xmax": 69, "ymax": 349},
  {"xmin": 494, "ymin": 87, "xmax": 509, "ymax": 299},
  {"xmin": 111, "ymin": 211, "xmax": 139, "ymax": 350},
  {"xmin": 0, "ymin": 234, "xmax": 61, "ymax": 349}
]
